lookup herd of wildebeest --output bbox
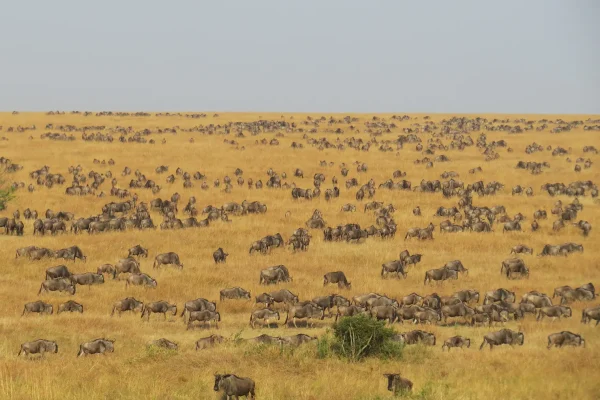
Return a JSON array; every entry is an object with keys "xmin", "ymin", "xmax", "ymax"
[{"xmin": 2, "ymin": 113, "xmax": 600, "ymax": 398}]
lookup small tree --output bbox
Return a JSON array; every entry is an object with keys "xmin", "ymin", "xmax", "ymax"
[
  {"xmin": 0, "ymin": 174, "xmax": 14, "ymax": 211},
  {"xmin": 331, "ymin": 314, "xmax": 403, "ymax": 362}
]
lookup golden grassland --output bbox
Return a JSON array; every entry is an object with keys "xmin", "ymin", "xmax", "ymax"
[{"xmin": 0, "ymin": 112, "xmax": 599, "ymax": 400}]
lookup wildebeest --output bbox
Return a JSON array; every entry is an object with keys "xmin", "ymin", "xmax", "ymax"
[
  {"xmin": 22, "ymin": 300, "xmax": 53, "ymax": 316},
  {"xmin": 510, "ymin": 245, "xmax": 533, "ymax": 255},
  {"xmin": 148, "ymin": 338, "xmax": 178, "ymax": 350},
  {"xmin": 180, "ymin": 298, "xmax": 217, "ymax": 322},
  {"xmin": 214, "ymin": 374, "xmax": 256, "ymax": 400},
  {"xmin": 442, "ymin": 336, "xmax": 471, "ymax": 351},
  {"xmin": 195, "ymin": 334, "xmax": 225, "ymax": 350},
  {"xmin": 70, "ymin": 272, "xmax": 105, "ymax": 288},
  {"xmin": 29, "ymin": 247, "xmax": 54, "ymax": 261},
  {"xmin": 113, "ymin": 258, "xmax": 141, "ymax": 279},
  {"xmin": 399, "ymin": 330, "xmax": 436, "ymax": 346},
  {"xmin": 503, "ymin": 220, "xmax": 522, "ymax": 233},
  {"xmin": 479, "ymin": 329, "xmax": 524, "ymax": 350},
  {"xmin": 537, "ymin": 305, "xmax": 572, "ymax": 321},
  {"xmin": 521, "ymin": 292, "xmax": 553, "ymax": 308},
  {"xmin": 45, "ymin": 265, "xmax": 71, "ymax": 280},
  {"xmin": 284, "ymin": 303, "xmax": 324, "ymax": 328},
  {"xmin": 444, "ymin": 260, "xmax": 468, "ymax": 275},
  {"xmin": 335, "ymin": 305, "xmax": 367, "ymax": 321},
  {"xmin": 77, "ymin": 338, "xmax": 115, "ymax": 356},
  {"xmin": 187, "ymin": 310, "xmax": 221, "ymax": 329},
  {"xmin": 581, "ymin": 306, "xmax": 600, "ymax": 325},
  {"xmin": 500, "ymin": 258, "xmax": 529, "ymax": 279},
  {"xmin": 254, "ymin": 292, "xmax": 275, "ymax": 308},
  {"xmin": 484, "ymin": 288, "xmax": 516, "ymax": 304},
  {"xmin": 58, "ymin": 300, "xmax": 83, "ymax": 314},
  {"xmin": 153, "ymin": 252, "xmax": 183, "ymax": 269},
  {"xmin": 381, "ymin": 260, "xmax": 408, "ymax": 279},
  {"xmin": 18, "ymin": 339, "xmax": 58, "ymax": 357},
  {"xmin": 547, "ymin": 331, "xmax": 585, "ymax": 349},
  {"xmin": 125, "ymin": 273, "xmax": 157, "ymax": 289},
  {"xmin": 111, "ymin": 297, "xmax": 144, "ymax": 316},
  {"xmin": 424, "ymin": 267, "xmax": 458, "ymax": 284},
  {"xmin": 38, "ymin": 278, "xmax": 76, "ymax": 295},
  {"xmin": 259, "ymin": 265, "xmax": 291, "ymax": 285},
  {"xmin": 369, "ymin": 305, "xmax": 398, "ymax": 324},
  {"xmin": 383, "ymin": 373, "xmax": 413, "ymax": 394},
  {"xmin": 279, "ymin": 333, "xmax": 318, "ymax": 346},
  {"xmin": 323, "ymin": 271, "xmax": 351, "ymax": 289},
  {"xmin": 220, "ymin": 287, "xmax": 251, "ymax": 301},
  {"xmin": 249, "ymin": 308, "xmax": 280, "ymax": 328},
  {"xmin": 141, "ymin": 301, "xmax": 177, "ymax": 321},
  {"xmin": 15, "ymin": 246, "xmax": 39, "ymax": 259},
  {"xmin": 213, "ymin": 247, "xmax": 229, "ymax": 263},
  {"xmin": 54, "ymin": 246, "xmax": 86, "ymax": 262},
  {"xmin": 127, "ymin": 244, "xmax": 148, "ymax": 258}
]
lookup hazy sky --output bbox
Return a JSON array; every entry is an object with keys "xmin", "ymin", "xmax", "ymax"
[{"xmin": 0, "ymin": 1, "xmax": 598, "ymax": 113}]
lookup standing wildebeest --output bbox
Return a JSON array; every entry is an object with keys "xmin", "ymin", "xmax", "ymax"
[
  {"xmin": 187, "ymin": 310, "xmax": 221, "ymax": 329},
  {"xmin": 581, "ymin": 306, "xmax": 600, "ymax": 325},
  {"xmin": 220, "ymin": 287, "xmax": 251, "ymax": 301},
  {"xmin": 405, "ymin": 223, "xmax": 434, "ymax": 240},
  {"xmin": 38, "ymin": 278, "xmax": 76, "ymax": 295},
  {"xmin": 260, "ymin": 265, "xmax": 291, "ymax": 285},
  {"xmin": 214, "ymin": 374, "xmax": 256, "ymax": 400},
  {"xmin": 500, "ymin": 258, "xmax": 529, "ymax": 279},
  {"xmin": 45, "ymin": 265, "xmax": 71, "ymax": 280},
  {"xmin": 510, "ymin": 245, "xmax": 533, "ymax": 255},
  {"xmin": 254, "ymin": 293, "xmax": 275, "ymax": 308},
  {"xmin": 503, "ymin": 220, "xmax": 522, "ymax": 233},
  {"xmin": 70, "ymin": 273, "xmax": 104, "ymax": 288},
  {"xmin": 279, "ymin": 334, "xmax": 318, "ymax": 346},
  {"xmin": 213, "ymin": 248, "xmax": 228, "ymax": 263},
  {"xmin": 97, "ymin": 264, "xmax": 115, "ymax": 276},
  {"xmin": 58, "ymin": 300, "xmax": 83, "ymax": 314},
  {"xmin": 479, "ymin": 329, "xmax": 524, "ymax": 350},
  {"xmin": 399, "ymin": 330, "xmax": 436, "ymax": 346},
  {"xmin": 196, "ymin": 334, "xmax": 225, "ymax": 350},
  {"xmin": 269, "ymin": 289, "xmax": 299, "ymax": 306},
  {"xmin": 547, "ymin": 331, "xmax": 585, "ymax": 349},
  {"xmin": 383, "ymin": 374, "xmax": 413, "ymax": 394},
  {"xmin": 180, "ymin": 298, "xmax": 217, "ymax": 322},
  {"xmin": 381, "ymin": 260, "xmax": 408, "ymax": 279},
  {"xmin": 127, "ymin": 244, "xmax": 148, "ymax": 258},
  {"xmin": 452, "ymin": 289, "xmax": 480, "ymax": 304},
  {"xmin": 441, "ymin": 303, "xmax": 475, "ymax": 324},
  {"xmin": 29, "ymin": 247, "xmax": 54, "ymax": 261},
  {"xmin": 323, "ymin": 271, "xmax": 351, "ymax": 289},
  {"xmin": 444, "ymin": 260, "xmax": 468, "ymax": 275},
  {"xmin": 250, "ymin": 308, "xmax": 280, "ymax": 328},
  {"xmin": 22, "ymin": 300, "xmax": 53, "ymax": 316},
  {"xmin": 153, "ymin": 252, "xmax": 183, "ymax": 269},
  {"xmin": 284, "ymin": 303, "xmax": 324, "ymax": 328},
  {"xmin": 141, "ymin": 301, "xmax": 177, "ymax": 321},
  {"xmin": 335, "ymin": 305, "xmax": 367, "ymax": 321},
  {"xmin": 370, "ymin": 305, "xmax": 398, "ymax": 324},
  {"xmin": 537, "ymin": 306, "xmax": 572, "ymax": 322},
  {"xmin": 442, "ymin": 336, "xmax": 471, "ymax": 351},
  {"xmin": 125, "ymin": 273, "xmax": 157, "ymax": 289},
  {"xmin": 521, "ymin": 292, "xmax": 553, "ymax": 308},
  {"xmin": 18, "ymin": 339, "xmax": 58, "ymax": 357},
  {"xmin": 113, "ymin": 258, "xmax": 141, "ymax": 279},
  {"xmin": 111, "ymin": 297, "xmax": 144, "ymax": 316},
  {"xmin": 77, "ymin": 338, "xmax": 115, "ymax": 356},
  {"xmin": 424, "ymin": 267, "xmax": 458, "ymax": 284},
  {"xmin": 15, "ymin": 246, "xmax": 39, "ymax": 259}
]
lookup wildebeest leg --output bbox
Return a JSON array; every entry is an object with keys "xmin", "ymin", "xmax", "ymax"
[
  {"xmin": 293, "ymin": 317, "xmax": 298, "ymax": 328},
  {"xmin": 479, "ymin": 338, "xmax": 487, "ymax": 350}
]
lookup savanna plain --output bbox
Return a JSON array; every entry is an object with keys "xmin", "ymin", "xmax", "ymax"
[{"xmin": 0, "ymin": 112, "xmax": 599, "ymax": 400}]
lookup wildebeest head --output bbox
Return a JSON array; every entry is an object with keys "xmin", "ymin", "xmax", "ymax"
[
  {"xmin": 516, "ymin": 332, "xmax": 525, "ymax": 346},
  {"xmin": 214, "ymin": 374, "xmax": 224, "ymax": 391}
]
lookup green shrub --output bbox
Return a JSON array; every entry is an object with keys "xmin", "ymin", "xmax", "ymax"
[{"xmin": 331, "ymin": 315, "xmax": 403, "ymax": 362}]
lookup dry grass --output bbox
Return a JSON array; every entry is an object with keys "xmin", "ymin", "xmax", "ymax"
[{"xmin": 0, "ymin": 112, "xmax": 599, "ymax": 400}]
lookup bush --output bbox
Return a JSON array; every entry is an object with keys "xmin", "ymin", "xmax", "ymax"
[
  {"xmin": 331, "ymin": 315, "xmax": 403, "ymax": 362},
  {"xmin": 0, "ymin": 176, "xmax": 14, "ymax": 211}
]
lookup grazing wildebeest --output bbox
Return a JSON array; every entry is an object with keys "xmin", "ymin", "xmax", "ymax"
[
  {"xmin": 29, "ymin": 247, "xmax": 53, "ymax": 261},
  {"xmin": 214, "ymin": 374, "xmax": 256, "ymax": 400},
  {"xmin": 581, "ymin": 306, "xmax": 600, "ymax": 325},
  {"xmin": 479, "ymin": 329, "xmax": 524, "ymax": 350},
  {"xmin": 483, "ymin": 288, "xmax": 516, "ymax": 304},
  {"xmin": 500, "ymin": 258, "xmax": 529, "ymax": 279},
  {"xmin": 22, "ymin": 300, "xmax": 53, "ymax": 316},
  {"xmin": 244, "ymin": 334, "xmax": 282, "ymax": 345},
  {"xmin": 195, "ymin": 334, "xmax": 225, "ymax": 350},
  {"xmin": 442, "ymin": 336, "xmax": 471, "ymax": 351},
  {"xmin": 15, "ymin": 246, "xmax": 39, "ymax": 259},
  {"xmin": 381, "ymin": 260, "xmax": 408, "ymax": 279},
  {"xmin": 58, "ymin": 300, "xmax": 83, "ymax": 314},
  {"xmin": 547, "ymin": 331, "xmax": 585, "ymax": 349},
  {"xmin": 537, "ymin": 306, "xmax": 572, "ymax": 322},
  {"xmin": 97, "ymin": 264, "xmax": 115, "ymax": 275},
  {"xmin": 153, "ymin": 252, "xmax": 183, "ymax": 269},
  {"xmin": 250, "ymin": 308, "xmax": 280, "ymax": 328},
  {"xmin": 220, "ymin": 287, "xmax": 251, "ymax": 301},
  {"xmin": 213, "ymin": 248, "xmax": 229, "ymax": 263},
  {"xmin": 424, "ymin": 267, "xmax": 458, "ymax": 284},
  {"xmin": 111, "ymin": 297, "xmax": 144, "ymax": 316},
  {"xmin": 45, "ymin": 265, "xmax": 71, "ymax": 280},
  {"xmin": 18, "ymin": 339, "xmax": 58, "ymax": 357},
  {"xmin": 181, "ymin": 298, "xmax": 217, "ymax": 322},
  {"xmin": 323, "ymin": 271, "xmax": 351, "ymax": 289},
  {"xmin": 510, "ymin": 245, "xmax": 533, "ymax": 255},
  {"xmin": 54, "ymin": 246, "xmax": 86, "ymax": 262},
  {"xmin": 77, "ymin": 338, "xmax": 115, "ymax": 356},
  {"xmin": 127, "ymin": 244, "xmax": 148, "ymax": 258},
  {"xmin": 125, "ymin": 273, "xmax": 157, "ymax": 289},
  {"xmin": 284, "ymin": 303, "xmax": 324, "ymax": 328},
  {"xmin": 113, "ymin": 258, "xmax": 141, "ymax": 279},
  {"xmin": 279, "ymin": 334, "xmax": 318, "ymax": 346},
  {"xmin": 269, "ymin": 289, "xmax": 299, "ymax": 306},
  {"xmin": 404, "ymin": 254, "xmax": 423, "ymax": 267},
  {"xmin": 259, "ymin": 265, "xmax": 291, "ymax": 285},
  {"xmin": 38, "ymin": 278, "xmax": 76, "ymax": 295},
  {"xmin": 444, "ymin": 260, "xmax": 468, "ymax": 275},
  {"xmin": 70, "ymin": 273, "xmax": 105, "ymax": 288},
  {"xmin": 148, "ymin": 338, "xmax": 178, "ymax": 350},
  {"xmin": 141, "ymin": 301, "xmax": 177, "ymax": 321},
  {"xmin": 399, "ymin": 330, "xmax": 436, "ymax": 346},
  {"xmin": 383, "ymin": 374, "xmax": 413, "ymax": 394},
  {"xmin": 187, "ymin": 310, "xmax": 221, "ymax": 329}
]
